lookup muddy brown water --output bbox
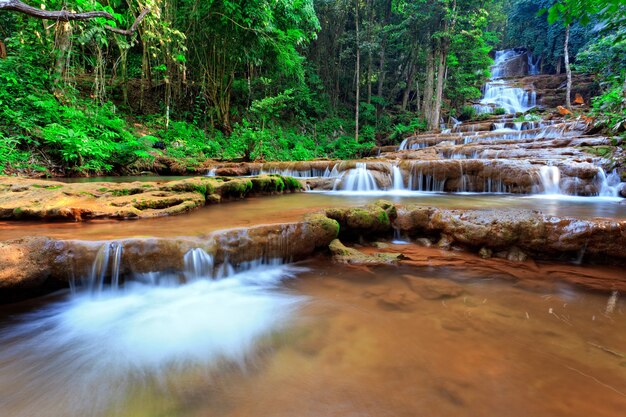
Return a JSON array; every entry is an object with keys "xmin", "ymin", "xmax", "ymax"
[
  {"xmin": 1, "ymin": 192, "xmax": 625, "ymax": 241},
  {"xmin": 0, "ymin": 259, "xmax": 624, "ymax": 417},
  {"xmin": 1, "ymin": 192, "xmax": 625, "ymax": 416}
]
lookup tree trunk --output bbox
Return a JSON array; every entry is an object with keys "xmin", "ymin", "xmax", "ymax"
[
  {"xmin": 423, "ymin": 48, "xmax": 435, "ymax": 127},
  {"xmin": 0, "ymin": 40, "xmax": 6, "ymax": 59},
  {"xmin": 53, "ymin": 21, "xmax": 72, "ymax": 96},
  {"xmin": 401, "ymin": 62, "xmax": 416, "ymax": 111},
  {"xmin": 376, "ymin": 0, "xmax": 391, "ymax": 99},
  {"xmin": 431, "ymin": 44, "xmax": 448, "ymax": 130},
  {"xmin": 366, "ymin": 0, "xmax": 373, "ymax": 104},
  {"xmin": 564, "ymin": 24, "xmax": 572, "ymax": 110},
  {"xmin": 354, "ymin": 0, "xmax": 360, "ymax": 143}
]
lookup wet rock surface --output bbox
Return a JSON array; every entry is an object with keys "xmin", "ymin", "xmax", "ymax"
[
  {"xmin": 0, "ymin": 215, "xmax": 339, "ymax": 295},
  {"xmin": 0, "ymin": 175, "xmax": 302, "ymax": 221},
  {"xmin": 394, "ymin": 206, "xmax": 626, "ymax": 262}
]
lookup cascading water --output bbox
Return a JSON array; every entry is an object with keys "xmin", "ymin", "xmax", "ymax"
[
  {"xmin": 0, "ymin": 246, "xmax": 307, "ymax": 417},
  {"xmin": 335, "ymin": 162, "xmax": 380, "ymax": 191},
  {"xmin": 539, "ymin": 166, "xmax": 562, "ymax": 195},
  {"xmin": 528, "ymin": 53, "xmax": 541, "ymax": 76},
  {"xmin": 392, "ymin": 165, "xmax": 406, "ymax": 191},
  {"xmin": 597, "ymin": 168, "xmax": 621, "ymax": 197},
  {"xmin": 476, "ymin": 50, "xmax": 537, "ymax": 114}
]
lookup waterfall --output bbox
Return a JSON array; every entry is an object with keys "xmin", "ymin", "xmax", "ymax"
[
  {"xmin": 597, "ymin": 168, "xmax": 620, "ymax": 197},
  {"xmin": 258, "ymin": 165, "xmax": 339, "ymax": 178},
  {"xmin": 392, "ymin": 165, "xmax": 405, "ymax": 191},
  {"xmin": 528, "ymin": 53, "xmax": 541, "ymax": 75},
  {"xmin": 476, "ymin": 49, "xmax": 536, "ymax": 114},
  {"xmin": 337, "ymin": 163, "xmax": 380, "ymax": 191},
  {"xmin": 183, "ymin": 248, "xmax": 214, "ymax": 280},
  {"xmin": 206, "ymin": 168, "xmax": 217, "ymax": 177},
  {"xmin": 84, "ymin": 242, "xmax": 124, "ymax": 293},
  {"xmin": 539, "ymin": 166, "xmax": 562, "ymax": 195}
]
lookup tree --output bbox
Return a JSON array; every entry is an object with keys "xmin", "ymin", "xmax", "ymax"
[{"xmin": 0, "ymin": 0, "xmax": 148, "ymax": 35}]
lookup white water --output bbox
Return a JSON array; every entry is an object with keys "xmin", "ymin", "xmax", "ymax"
[
  {"xmin": 597, "ymin": 168, "xmax": 621, "ymax": 197},
  {"xmin": 539, "ymin": 166, "xmax": 562, "ymax": 195},
  {"xmin": 335, "ymin": 162, "xmax": 380, "ymax": 191},
  {"xmin": 0, "ymin": 253, "xmax": 306, "ymax": 417},
  {"xmin": 476, "ymin": 50, "xmax": 537, "ymax": 114},
  {"xmin": 392, "ymin": 165, "xmax": 406, "ymax": 191}
]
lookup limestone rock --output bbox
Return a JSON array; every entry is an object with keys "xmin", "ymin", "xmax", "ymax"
[
  {"xmin": 0, "ymin": 175, "xmax": 301, "ymax": 221},
  {"xmin": 329, "ymin": 239, "xmax": 403, "ymax": 265}
]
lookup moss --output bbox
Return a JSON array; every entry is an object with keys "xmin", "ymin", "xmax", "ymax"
[
  {"xmin": 32, "ymin": 184, "xmax": 63, "ymax": 190},
  {"xmin": 97, "ymin": 187, "xmax": 109, "ymax": 192},
  {"xmin": 219, "ymin": 179, "xmax": 253, "ymax": 198},
  {"xmin": 281, "ymin": 176, "xmax": 303, "ymax": 191},
  {"xmin": 111, "ymin": 189, "xmax": 132, "ymax": 197},
  {"xmin": 13, "ymin": 207, "xmax": 22, "ymax": 216},
  {"xmin": 251, "ymin": 176, "xmax": 285, "ymax": 193}
]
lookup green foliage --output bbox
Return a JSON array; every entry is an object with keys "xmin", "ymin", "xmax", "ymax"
[
  {"xmin": 390, "ymin": 118, "xmax": 427, "ymax": 143},
  {"xmin": 459, "ymin": 105, "xmax": 478, "ymax": 121},
  {"xmin": 590, "ymin": 85, "xmax": 626, "ymax": 133},
  {"xmin": 493, "ymin": 107, "xmax": 507, "ymax": 115}
]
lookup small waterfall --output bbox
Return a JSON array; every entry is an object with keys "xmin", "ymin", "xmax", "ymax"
[
  {"xmin": 528, "ymin": 53, "xmax": 540, "ymax": 75},
  {"xmin": 183, "ymin": 248, "xmax": 214, "ymax": 280},
  {"xmin": 539, "ymin": 166, "xmax": 562, "ymax": 195},
  {"xmin": 206, "ymin": 168, "xmax": 217, "ymax": 177},
  {"xmin": 259, "ymin": 165, "xmax": 338, "ymax": 178},
  {"xmin": 392, "ymin": 165, "xmax": 405, "ymax": 191},
  {"xmin": 337, "ymin": 163, "xmax": 379, "ymax": 191},
  {"xmin": 84, "ymin": 242, "xmax": 124, "ymax": 293},
  {"xmin": 596, "ymin": 168, "xmax": 620, "ymax": 197}
]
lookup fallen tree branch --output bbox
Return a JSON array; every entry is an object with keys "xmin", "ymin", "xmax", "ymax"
[{"xmin": 0, "ymin": 0, "xmax": 148, "ymax": 36}]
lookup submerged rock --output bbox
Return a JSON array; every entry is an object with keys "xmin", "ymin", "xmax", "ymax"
[{"xmin": 402, "ymin": 274, "xmax": 465, "ymax": 300}]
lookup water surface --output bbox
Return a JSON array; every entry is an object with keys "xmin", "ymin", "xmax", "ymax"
[
  {"xmin": 1, "ymin": 192, "xmax": 624, "ymax": 241},
  {"xmin": 0, "ymin": 259, "xmax": 624, "ymax": 417}
]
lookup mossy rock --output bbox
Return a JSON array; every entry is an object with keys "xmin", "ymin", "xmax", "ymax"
[
  {"xmin": 325, "ymin": 203, "xmax": 393, "ymax": 237},
  {"xmin": 251, "ymin": 176, "xmax": 285, "ymax": 193},
  {"xmin": 218, "ymin": 179, "xmax": 253, "ymax": 198},
  {"xmin": 305, "ymin": 213, "xmax": 341, "ymax": 244}
]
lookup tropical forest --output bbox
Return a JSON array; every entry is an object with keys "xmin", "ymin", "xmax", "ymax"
[{"xmin": 0, "ymin": 0, "xmax": 625, "ymax": 416}]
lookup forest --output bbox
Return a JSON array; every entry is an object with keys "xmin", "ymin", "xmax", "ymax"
[{"xmin": 0, "ymin": 0, "xmax": 624, "ymax": 175}]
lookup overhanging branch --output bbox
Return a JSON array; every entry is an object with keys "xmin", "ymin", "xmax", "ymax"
[{"xmin": 0, "ymin": 0, "xmax": 149, "ymax": 36}]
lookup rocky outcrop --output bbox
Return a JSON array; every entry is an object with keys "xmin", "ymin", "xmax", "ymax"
[
  {"xmin": 0, "ymin": 175, "xmax": 303, "ymax": 221},
  {"xmin": 394, "ymin": 206, "xmax": 626, "ymax": 262},
  {"xmin": 0, "ymin": 215, "xmax": 339, "ymax": 295}
]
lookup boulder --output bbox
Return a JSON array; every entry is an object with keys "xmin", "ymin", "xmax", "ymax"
[{"xmin": 325, "ymin": 200, "xmax": 396, "ymax": 237}]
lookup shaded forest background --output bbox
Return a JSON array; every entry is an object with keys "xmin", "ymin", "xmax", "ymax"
[{"xmin": 0, "ymin": 0, "xmax": 624, "ymax": 175}]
